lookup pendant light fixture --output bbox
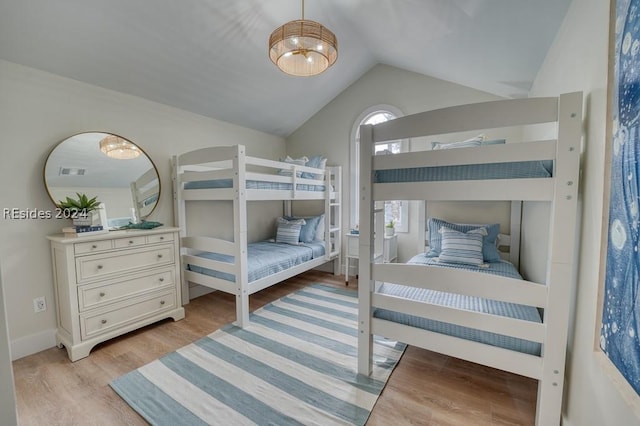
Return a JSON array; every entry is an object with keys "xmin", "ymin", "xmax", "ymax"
[
  {"xmin": 269, "ymin": 0, "xmax": 338, "ymax": 77},
  {"xmin": 99, "ymin": 135, "xmax": 141, "ymax": 160}
]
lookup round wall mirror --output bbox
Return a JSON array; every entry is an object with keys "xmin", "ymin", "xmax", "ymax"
[{"xmin": 44, "ymin": 132, "xmax": 160, "ymax": 228}]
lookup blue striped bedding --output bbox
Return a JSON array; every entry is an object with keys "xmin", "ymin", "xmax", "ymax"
[
  {"xmin": 187, "ymin": 240, "xmax": 326, "ymax": 283},
  {"xmin": 374, "ymin": 254, "xmax": 542, "ymax": 355},
  {"xmin": 374, "ymin": 160, "xmax": 552, "ymax": 183},
  {"xmin": 184, "ymin": 179, "xmax": 325, "ymax": 192}
]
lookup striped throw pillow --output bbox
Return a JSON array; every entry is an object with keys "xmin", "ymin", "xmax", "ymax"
[
  {"xmin": 275, "ymin": 217, "xmax": 306, "ymax": 245},
  {"xmin": 438, "ymin": 226, "xmax": 487, "ymax": 266}
]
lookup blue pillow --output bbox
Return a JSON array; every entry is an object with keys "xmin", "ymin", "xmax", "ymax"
[
  {"xmin": 276, "ymin": 217, "xmax": 305, "ymax": 245},
  {"xmin": 438, "ymin": 227, "xmax": 486, "ymax": 266},
  {"xmin": 283, "ymin": 215, "xmax": 322, "ymax": 243},
  {"xmin": 301, "ymin": 155, "xmax": 327, "ymax": 180},
  {"xmin": 426, "ymin": 217, "xmax": 501, "ymax": 262}
]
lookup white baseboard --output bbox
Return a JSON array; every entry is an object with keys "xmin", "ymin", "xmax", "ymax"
[{"xmin": 10, "ymin": 328, "xmax": 57, "ymax": 361}]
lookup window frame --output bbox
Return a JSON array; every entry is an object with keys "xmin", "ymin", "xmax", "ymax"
[{"xmin": 350, "ymin": 104, "xmax": 408, "ymax": 232}]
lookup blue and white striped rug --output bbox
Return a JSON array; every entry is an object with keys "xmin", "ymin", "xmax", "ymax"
[{"xmin": 110, "ymin": 284, "xmax": 406, "ymax": 425}]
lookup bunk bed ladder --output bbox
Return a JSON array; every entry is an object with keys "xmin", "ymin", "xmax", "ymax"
[
  {"xmin": 536, "ymin": 91, "xmax": 582, "ymax": 426},
  {"xmin": 326, "ymin": 166, "xmax": 342, "ymax": 274},
  {"xmin": 171, "ymin": 156, "xmax": 189, "ymax": 306}
]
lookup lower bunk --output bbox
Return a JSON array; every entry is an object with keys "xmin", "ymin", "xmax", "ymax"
[
  {"xmin": 374, "ymin": 254, "xmax": 542, "ymax": 356},
  {"xmin": 183, "ymin": 238, "xmax": 334, "ymax": 327},
  {"xmin": 359, "ymin": 253, "xmax": 554, "ymax": 423},
  {"xmin": 187, "ymin": 240, "xmax": 326, "ymax": 283}
]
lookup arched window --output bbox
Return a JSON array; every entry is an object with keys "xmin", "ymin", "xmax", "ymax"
[{"xmin": 350, "ymin": 105, "xmax": 408, "ymax": 232}]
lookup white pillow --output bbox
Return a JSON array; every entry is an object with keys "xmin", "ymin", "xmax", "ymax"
[
  {"xmin": 431, "ymin": 134, "xmax": 485, "ymax": 150},
  {"xmin": 278, "ymin": 156, "xmax": 308, "ymax": 177}
]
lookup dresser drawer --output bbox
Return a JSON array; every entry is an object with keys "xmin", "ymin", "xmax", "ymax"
[
  {"xmin": 77, "ymin": 268, "xmax": 174, "ymax": 312},
  {"xmin": 80, "ymin": 290, "xmax": 176, "ymax": 340},
  {"xmin": 114, "ymin": 235, "xmax": 146, "ymax": 249},
  {"xmin": 76, "ymin": 244, "xmax": 174, "ymax": 283},
  {"xmin": 74, "ymin": 239, "xmax": 113, "ymax": 255},
  {"xmin": 146, "ymin": 233, "xmax": 174, "ymax": 244}
]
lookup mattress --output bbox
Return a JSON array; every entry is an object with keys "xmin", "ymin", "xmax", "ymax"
[
  {"xmin": 374, "ymin": 160, "xmax": 552, "ymax": 183},
  {"xmin": 187, "ymin": 240, "xmax": 326, "ymax": 283},
  {"xmin": 373, "ymin": 254, "xmax": 542, "ymax": 355},
  {"xmin": 184, "ymin": 179, "xmax": 325, "ymax": 192}
]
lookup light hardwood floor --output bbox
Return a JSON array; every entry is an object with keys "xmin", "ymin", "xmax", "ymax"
[{"xmin": 13, "ymin": 270, "xmax": 536, "ymax": 425}]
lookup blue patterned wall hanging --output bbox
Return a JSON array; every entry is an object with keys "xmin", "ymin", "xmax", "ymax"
[{"xmin": 602, "ymin": 0, "xmax": 640, "ymax": 397}]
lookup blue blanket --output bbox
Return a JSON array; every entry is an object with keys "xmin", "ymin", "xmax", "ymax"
[
  {"xmin": 374, "ymin": 160, "xmax": 552, "ymax": 183},
  {"xmin": 188, "ymin": 240, "xmax": 326, "ymax": 283},
  {"xmin": 184, "ymin": 179, "xmax": 325, "ymax": 192}
]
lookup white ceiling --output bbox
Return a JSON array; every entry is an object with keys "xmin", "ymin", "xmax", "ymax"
[{"xmin": 0, "ymin": 0, "xmax": 571, "ymax": 137}]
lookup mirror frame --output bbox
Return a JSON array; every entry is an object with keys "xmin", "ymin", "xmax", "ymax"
[{"xmin": 43, "ymin": 131, "xmax": 161, "ymax": 222}]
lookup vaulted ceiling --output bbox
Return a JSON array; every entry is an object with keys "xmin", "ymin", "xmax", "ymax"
[{"xmin": 0, "ymin": 0, "xmax": 572, "ymax": 137}]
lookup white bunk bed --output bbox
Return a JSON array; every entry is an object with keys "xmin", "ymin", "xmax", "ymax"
[
  {"xmin": 358, "ymin": 93, "xmax": 582, "ymax": 425},
  {"xmin": 173, "ymin": 145, "xmax": 341, "ymax": 327},
  {"xmin": 131, "ymin": 167, "xmax": 160, "ymax": 220}
]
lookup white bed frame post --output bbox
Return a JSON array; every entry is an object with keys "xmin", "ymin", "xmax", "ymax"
[
  {"xmin": 172, "ymin": 156, "xmax": 190, "ymax": 305},
  {"xmin": 358, "ymin": 124, "xmax": 375, "ymax": 375},
  {"xmin": 536, "ymin": 92, "xmax": 582, "ymax": 426},
  {"xmin": 509, "ymin": 201, "xmax": 522, "ymax": 268},
  {"xmin": 233, "ymin": 145, "xmax": 250, "ymax": 327}
]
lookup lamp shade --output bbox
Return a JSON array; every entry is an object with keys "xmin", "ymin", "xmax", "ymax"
[
  {"xmin": 269, "ymin": 19, "xmax": 337, "ymax": 77},
  {"xmin": 99, "ymin": 135, "xmax": 141, "ymax": 160}
]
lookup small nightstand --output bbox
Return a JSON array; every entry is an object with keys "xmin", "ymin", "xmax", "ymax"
[{"xmin": 345, "ymin": 233, "xmax": 397, "ymax": 284}]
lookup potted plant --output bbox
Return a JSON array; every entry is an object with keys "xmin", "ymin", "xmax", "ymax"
[
  {"xmin": 385, "ymin": 220, "xmax": 395, "ymax": 236},
  {"xmin": 57, "ymin": 193, "xmax": 101, "ymax": 226}
]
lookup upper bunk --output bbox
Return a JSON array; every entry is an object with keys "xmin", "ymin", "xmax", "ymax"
[
  {"xmin": 173, "ymin": 145, "xmax": 339, "ymax": 202},
  {"xmin": 359, "ymin": 92, "xmax": 582, "ymax": 203}
]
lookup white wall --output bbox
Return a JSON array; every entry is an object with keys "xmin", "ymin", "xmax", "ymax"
[
  {"xmin": 0, "ymin": 60, "xmax": 285, "ymax": 359},
  {"xmin": 530, "ymin": 0, "xmax": 640, "ymax": 424},
  {"xmin": 286, "ymin": 64, "xmax": 506, "ymax": 263},
  {"xmin": 0, "ymin": 263, "xmax": 18, "ymax": 425}
]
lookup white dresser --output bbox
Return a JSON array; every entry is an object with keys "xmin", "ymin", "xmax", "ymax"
[{"xmin": 47, "ymin": 227, "xmax": 185, "ymax": 361}]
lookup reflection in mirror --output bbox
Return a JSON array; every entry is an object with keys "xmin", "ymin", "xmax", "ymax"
[{"xmin": 44, "ymin": 132, "xmax": 160, "ymax": 228}]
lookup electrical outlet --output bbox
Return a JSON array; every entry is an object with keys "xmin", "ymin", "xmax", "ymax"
[{"xmin": 33, "ymin": 296, "xmax": 46, "ymax": 313}]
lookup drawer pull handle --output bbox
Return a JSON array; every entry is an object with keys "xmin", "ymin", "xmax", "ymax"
[
  {"xmin": 159, "ymin": 277, "xmax": 165, "ymax": 282},
  {"xmin": 160, "ymin": 300, "xmax": 165, "ymax": 305},
  {"xmin": 99, "ymin": 292, "xmax": 105, "ymax": 297},
  {"xmin": 91, "ymin": 244, "xmax": 97, "ymax": 249},
  {"xmin": 97, "ymin": 265, "xmax": 103, "ymax": 270},
  {"xmin": 128, "ymin": 240, "xmax": 134, "ymax": 244},
  {"xmin": 157, "ymin": 254, "xmax": 163, "ymax": 259},
  {"xmin": 101, "ymin": 319, "xmax": 107, "ymax": 324},
  {"xmin": 160, "ymin": 236, "xmax": 164, "ymax": 240}
]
